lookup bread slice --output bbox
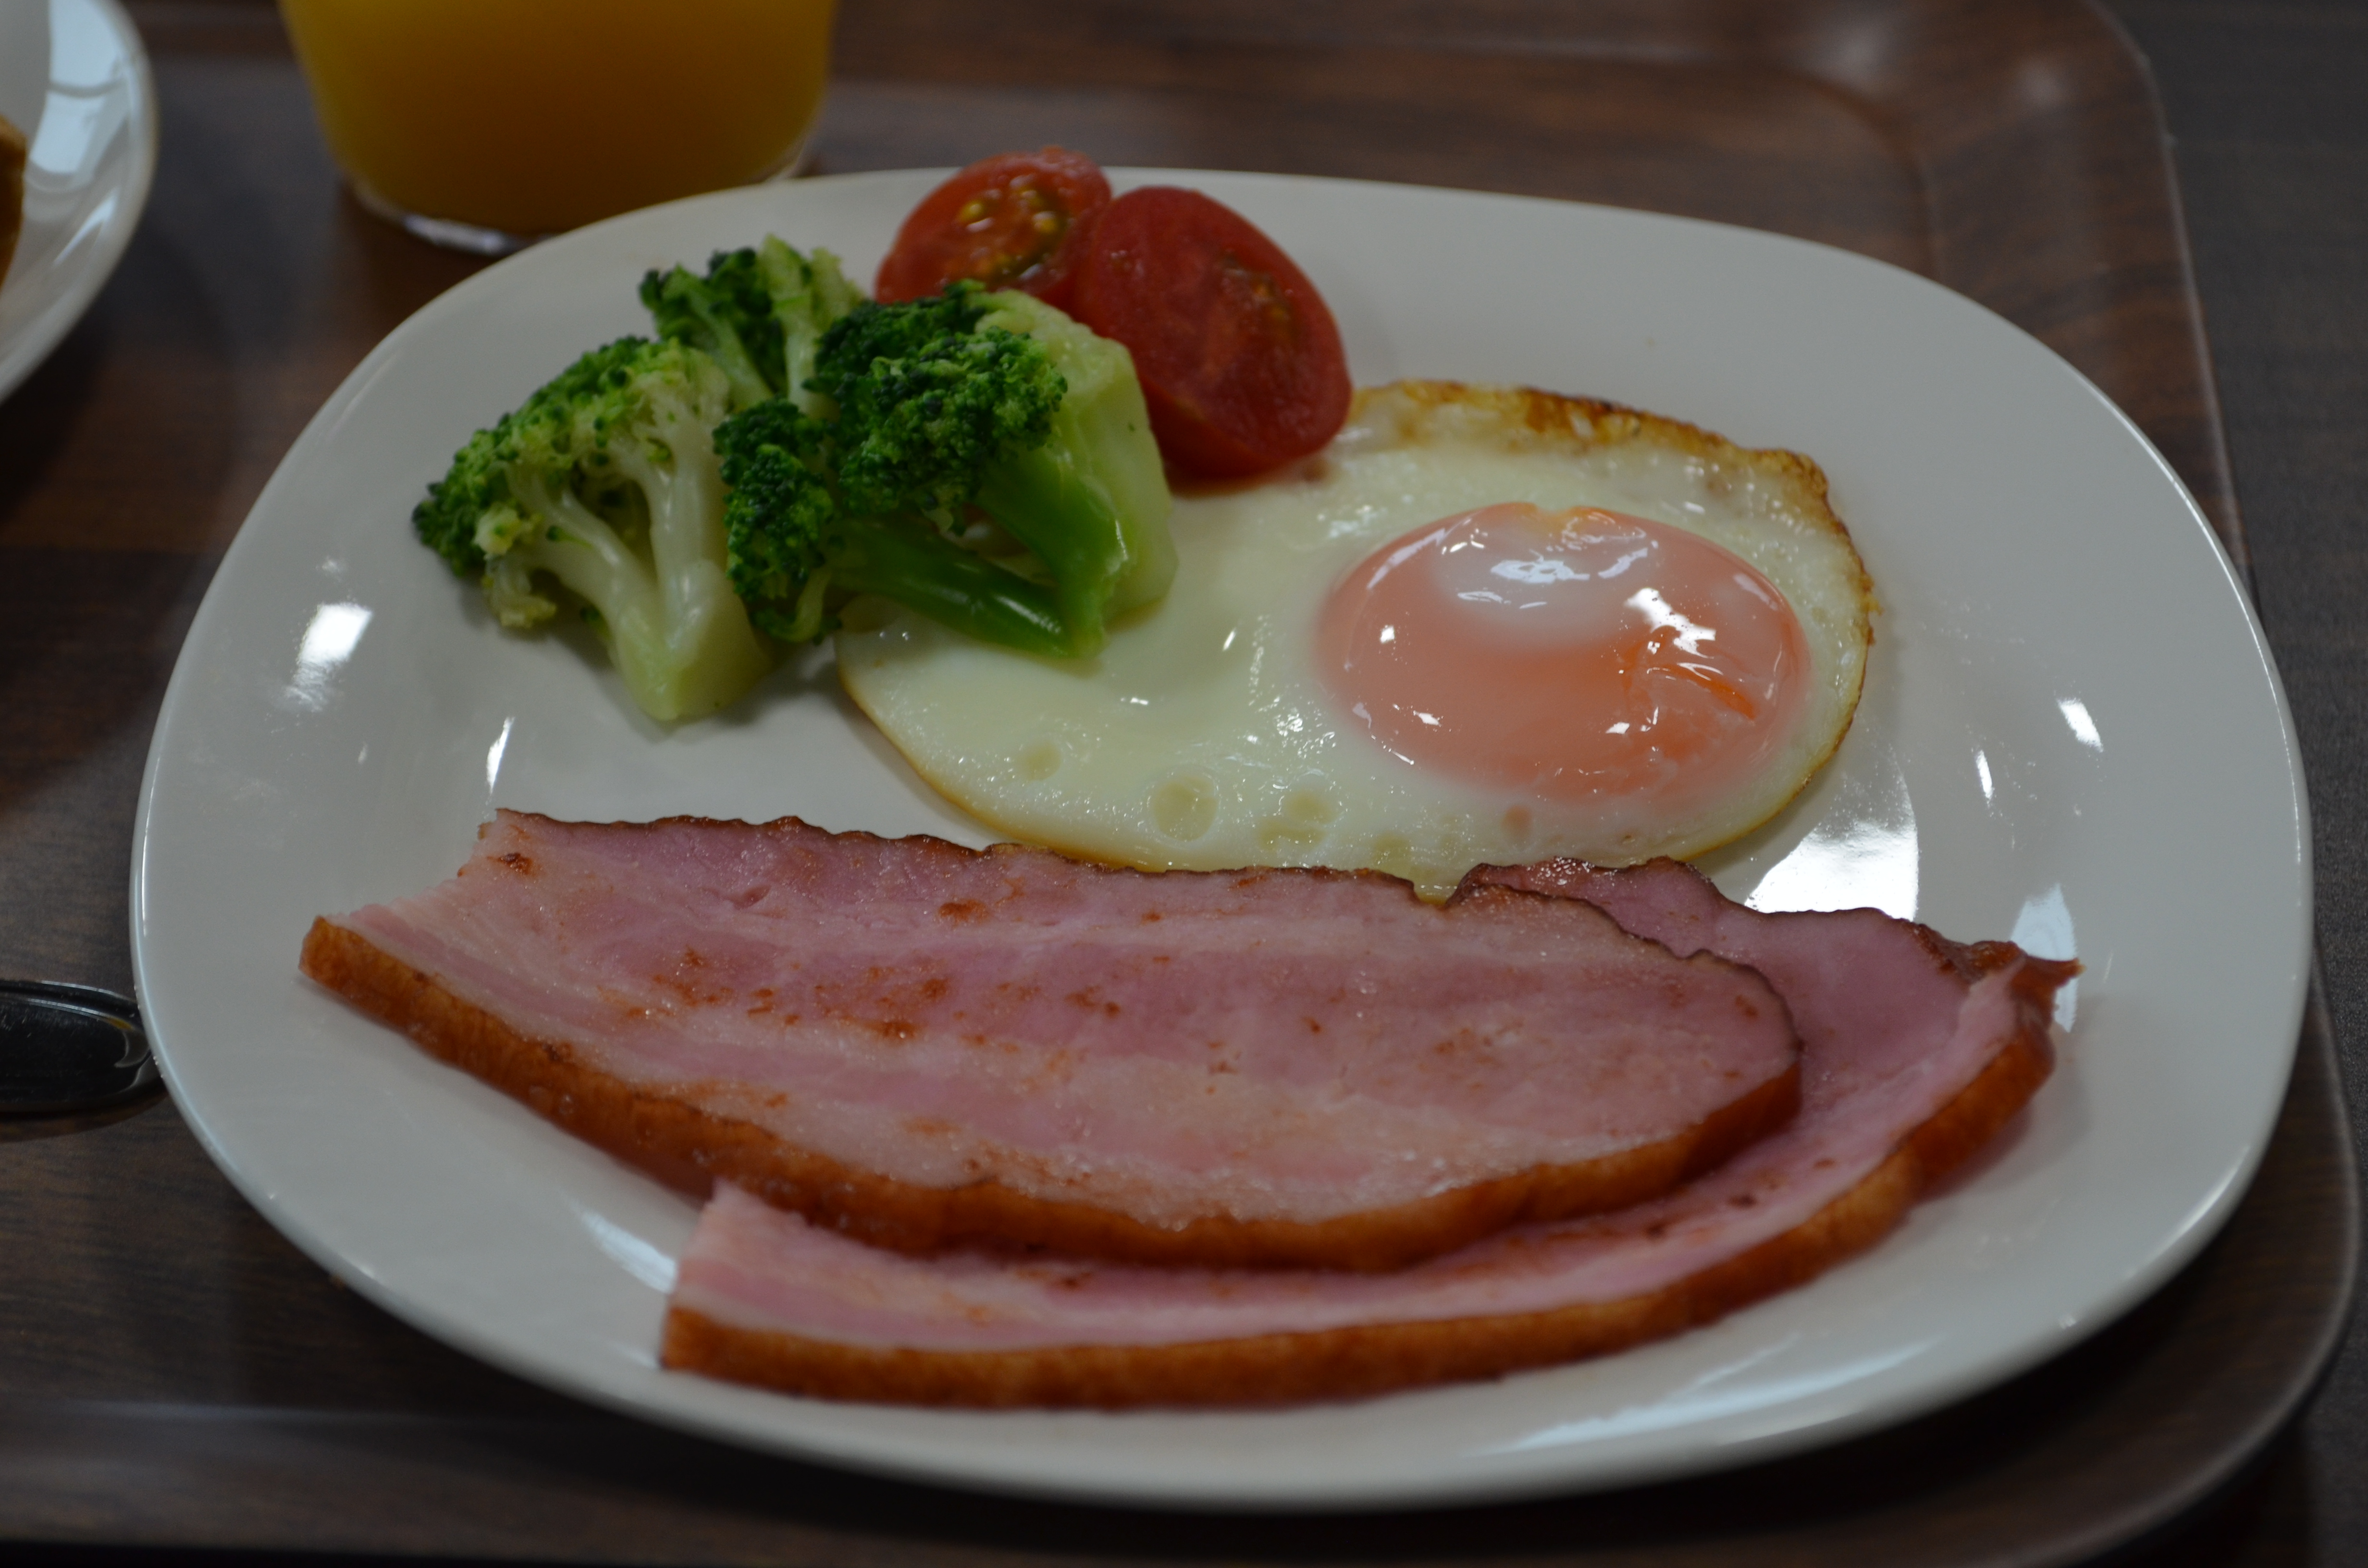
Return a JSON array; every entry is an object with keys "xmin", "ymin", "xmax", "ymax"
[{"xmin": 0, "ymin": 111, "xmax": 25, "ymax": 285}]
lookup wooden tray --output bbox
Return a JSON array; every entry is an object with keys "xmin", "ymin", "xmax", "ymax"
[{"xmin": 0, "ymin": 0, "xmax": 2353, "ymax": 1562}]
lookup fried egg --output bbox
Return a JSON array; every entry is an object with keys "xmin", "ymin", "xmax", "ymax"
[{"xmin": 836, "ymin": 381, "xmax": 1875, "ymax": 898}]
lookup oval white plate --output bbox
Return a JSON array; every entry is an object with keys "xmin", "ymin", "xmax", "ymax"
[
  {"xmin": 0, "ymin": 0, "xmax": 155, "ymax": 404},
  {"xmin": 131, "ymin": 170, "xmax": 2309, "ymax": 1510}
]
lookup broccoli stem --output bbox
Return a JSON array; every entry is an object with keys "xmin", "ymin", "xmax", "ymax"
[
  {"xmin": 972, "ymin": 449, "xmax": 1129, "ymax": 653},
  {"xmin": 977, "ymin": 290, "xmax": 1176, "ymax": 624},
  {"xmin": 600, "ymin": 416, "xmax": 770, "ymax": 715},
  {"xmin": 605, "ymin": 403, "xmax": 728, "ymax": 615},
  {"xmin": 505, "ymin": 469, "xmax": 655, "ymax": 619},
  {"xmin": 508, "ymin": 450, "xmax": 768, "ymax": 720},
  {"xmin": 832, "ymin": 517, "xmax": 1074, "ymax": 658}
]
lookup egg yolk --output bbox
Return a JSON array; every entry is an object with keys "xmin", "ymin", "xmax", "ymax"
[{"xmin": 1316, "ymin": 502, "xmax": 1811, "ymax": 811}]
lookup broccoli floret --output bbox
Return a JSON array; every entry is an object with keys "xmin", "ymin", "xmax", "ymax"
[
  {"xmin": 812, "ymin": 282, "xmax": 999, "ymax": 380},
  {"xmin": 973, "ymin": 289, "xmax": 1177, "ymax": 624},
  {"xmin": 639, "ymin": 248, "xmax": 778, "ymax": 410},
  {"xmin": 709, "ymin": 397, "xmax": 840, "ymax": 642},
  {"xmin": 804, "ymin": 283, "xmax": 1175, "ymax": 654},
  {"xmin": 715, "ymin": 395, "xmax": 1071, "ymax": 655},
  {"xmin": 820, "ymin": 290, "xmax": 1066, "ymax": 523},
  {"xmin": 641, "ymin": 239, "xmax": 862, "ymax": 415},
  {"xmin": 414, "ymin": 336, "xmax": 772, "ymax": 722},
  {"xmin": 758, "ymin": 237, "xmax": 864, "ymax": 419}
]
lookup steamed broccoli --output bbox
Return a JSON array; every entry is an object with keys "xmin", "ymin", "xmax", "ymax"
[
  {"xmin": 966, "ymin": 289, "xmax": 1177, "ymax": 633},
  {"xmin": 715, "ymin": 395, "xmax": 1072, "ymax": 655},
  {"xmin": 640, "ymin": 239, "xmax": 862, "ymax": 416},
  {"xmin": 817, "ymin": 288, "xmax": 1066, "ymax": 522},
  {"xmin": 735, "ymin": 281, "xmax": 1174, "ymax": 656},
  {"xmin": 413, "ymin": 336, "xmax": 772, "ymax": 722},
  {"xmin": 416, "ymin": 242, "xmax": 1176, "ymax": 723}
]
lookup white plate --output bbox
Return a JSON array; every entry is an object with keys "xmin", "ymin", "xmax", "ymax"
[
  {"xmin": 130, "ymin": 170, "xmax": 2310, "ymax": 1510},
  {"xmin": 0, "ymin": 0, "xmax": 154, "ymax": 405}
]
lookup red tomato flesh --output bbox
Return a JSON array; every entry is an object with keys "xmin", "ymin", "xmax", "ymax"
[
  {"xmin": 874, "ymin": 148, "xmax": 1112, "ymax": 310},
  {"xmin": 1071, "ymin": 186, "xmax": 1351, "ymax": 478}
]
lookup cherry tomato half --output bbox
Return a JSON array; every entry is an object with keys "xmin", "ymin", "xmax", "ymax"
[
  {"xmin": 1070, "ymin": 187, "xmax": 1351, "ymax": 478},
  {"xmin": 874, "ymin": 148, "xmax": 1112, "ymax": 310}
]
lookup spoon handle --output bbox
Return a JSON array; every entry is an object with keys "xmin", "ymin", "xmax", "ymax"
[{"xmin": 0, "ymin": 980, "xmax": 159, "ymax": 1117}]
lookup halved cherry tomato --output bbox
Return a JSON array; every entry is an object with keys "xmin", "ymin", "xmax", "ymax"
[
  {"xmin": 1070, "ymin": 187, "xmax": 1351, "ymax": 478},
  {"xmin": 874, "ymin": 148, "xmax": 1112, "ymax": 310}
]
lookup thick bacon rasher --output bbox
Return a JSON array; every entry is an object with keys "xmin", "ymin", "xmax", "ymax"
[
  {"xmin": 658, "ymin": 861, "xmax": 2076, "ymax": 1408},
  {"xmin": 301, "ymin": 815, "xmax": 1802, "ymax": 1272}
]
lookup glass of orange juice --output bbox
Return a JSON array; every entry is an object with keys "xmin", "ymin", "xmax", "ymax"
[{"xmin": 279, "ymin": 0, "xmax": 836, "ymax": 254}]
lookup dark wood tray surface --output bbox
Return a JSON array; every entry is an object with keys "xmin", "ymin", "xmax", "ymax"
[{"xmin": 0, "ymin": 0, "xmax": 2354, "ymax": 1562}]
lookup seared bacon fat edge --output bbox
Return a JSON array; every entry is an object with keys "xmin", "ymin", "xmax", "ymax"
[
  {"xmin": 300, "ymin": 814, "xmax": 1804, "ymax": 1272},
  {"xmin": 656, "ymin": 859, "xmax": 2077, "ymax": 1408}
]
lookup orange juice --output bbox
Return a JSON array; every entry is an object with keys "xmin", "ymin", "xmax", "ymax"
[{"xmin": 279, "ymin": 0, "xmax": 836, "ymax": 241}]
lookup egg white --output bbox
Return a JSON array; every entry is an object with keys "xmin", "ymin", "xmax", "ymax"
[{"xmin": 835, "ymin": 381, "xmax": 1875, "ymax": 898}]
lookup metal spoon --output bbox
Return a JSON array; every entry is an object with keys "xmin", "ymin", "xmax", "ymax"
[{"xmin": 0, "ymin": 980, "xmax": 158, "ymax": 1116}]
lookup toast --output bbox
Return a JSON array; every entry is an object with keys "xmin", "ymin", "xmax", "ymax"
[{"xmin": 0, "ymin": 111, "xmax": 25, "ymax": 285}]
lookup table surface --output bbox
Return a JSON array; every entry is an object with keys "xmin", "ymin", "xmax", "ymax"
[
  {"xmin": 1, "ymin": 0, "xmax": 2363, "ymax": 1563},
  {"xmin": 2107, "ymin": 0, "xmax": 2368, "ymax": 1557}
]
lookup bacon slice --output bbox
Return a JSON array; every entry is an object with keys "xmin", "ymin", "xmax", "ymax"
[
  {"xmin": 659, "ymin": 860, "xmax": 2076, "ymax": 1408},
  {"xmin": 301, "ymin": 816, "xmax": 1801, "ymax": 1272}
]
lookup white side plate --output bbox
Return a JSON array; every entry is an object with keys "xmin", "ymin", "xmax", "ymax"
[
  {"xmin": 0, "ymin": 0, "xmax": 155, "ymax": 404},
  {"xmin": 131, "ymin": 170, "xmax": 2310, "ymax": 1510}
]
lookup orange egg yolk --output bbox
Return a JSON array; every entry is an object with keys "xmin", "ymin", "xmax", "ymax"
[{"xmin": 1316, "ymin": 502, "xmax": 1812, "ymax": 810}]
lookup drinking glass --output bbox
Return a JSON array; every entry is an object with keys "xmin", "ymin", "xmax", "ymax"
[{"xmin": 279, "ymin": 0, "xmax": 837, "ymax": 254}]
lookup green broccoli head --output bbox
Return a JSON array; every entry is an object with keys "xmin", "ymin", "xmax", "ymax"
[
  {"xmin": 415, "ymin": 336, "xmax": 656, "ymax": 585},
  {"xmin": 767, "ymin": 282, "xmax": 1174, "ymax": 656},
  {"xmin": 813, "ymin": 287, "xmax": 1068, "ymax": 520},
  {"xmin": 642, "ymin": 241, "xmax": 863, "ymax": 415},
  {"xmin": 413, "ymin": 336, "xmax": 771, "ymax": 722},
  {"xmin": 714, "ymin": 396, "xmax": 842, "ymax": 642},
  {"xmin": 814, "ymin": 281, "xmax": 990, "ymax": 367},
  {"xmin": 413, "ymin": 422, "xmax": 507, "ymax": 582},
  {"xmin": 640, "ymin": 249, "xmax": 782, "ymax": 411},
  {"xmin": 715, "ymin": 384, "xmax": 1075, "ymax": 656}
]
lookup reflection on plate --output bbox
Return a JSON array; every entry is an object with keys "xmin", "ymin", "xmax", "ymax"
[
  {"xmin": 131, "ymin": 171, "xmax": 2308, "ymax": 1510},
  {"xmin": 0, "ymin": 0, "xmax": 154, "ymax": 405}
]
